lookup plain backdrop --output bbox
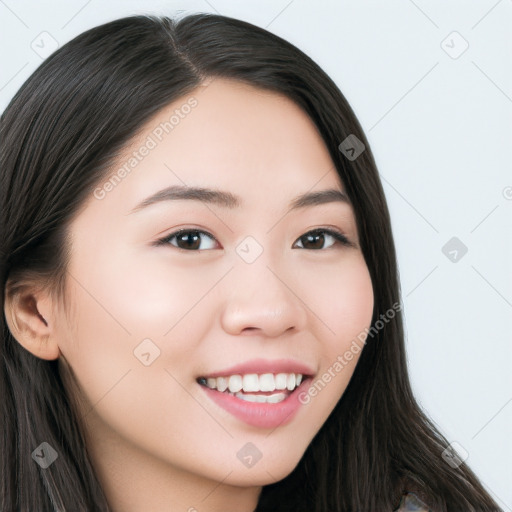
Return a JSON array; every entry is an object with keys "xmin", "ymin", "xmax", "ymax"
[{"xmin": 1, "ymin": 0, "xmax": 511, "ymax": 508}]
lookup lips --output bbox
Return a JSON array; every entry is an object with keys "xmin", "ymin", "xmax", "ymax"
[
  {"xmin": 196, "ymin": 358, "xmax": 316, "ymax": 428},
  {"xmin": 197, "ymin": 358, "xmax": 316, "ymax": 380},
  {"xmin": 198, "ymin": 374, "xmax": 313, "ymax": 429}
]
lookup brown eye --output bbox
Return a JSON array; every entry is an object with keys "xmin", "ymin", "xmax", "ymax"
[
  {"xmin": 293, "ymin": 229, "xmax": 352, "ymax": 250},
  {"xmin": 157, "ymin": 229, "xmax": 218, "ymax": 250}
]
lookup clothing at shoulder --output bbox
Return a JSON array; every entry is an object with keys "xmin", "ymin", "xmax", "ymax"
[{"xmin": 393, "ymin": 491, "xmax": 432, "ymax": 511}]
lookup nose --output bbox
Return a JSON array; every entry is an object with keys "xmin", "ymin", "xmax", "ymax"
[{"xmin": 220, "ymin": 257, "xmax": 308, "ymax": 338}]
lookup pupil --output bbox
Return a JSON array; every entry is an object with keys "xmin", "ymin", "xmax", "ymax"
[
  {"xmin": 304, "ymin": 232, "xmax": 323, "ymax": 249},
  {"xmin": 180, "ymin": 232, "xmax": 200, "ymax": 249}
]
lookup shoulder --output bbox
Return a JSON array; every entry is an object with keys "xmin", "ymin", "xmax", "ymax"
[{"xmin": 393, "ymin": 491, "xmax": 432, "ymax": 511}]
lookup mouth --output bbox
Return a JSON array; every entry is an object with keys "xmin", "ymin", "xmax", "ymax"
[
  {"xmin": 197, "ymin": 372, "xmax": 309, "ymax": 404},
  {"xmin": 195, "ymin": 358, "xmax": 316, "ymax": 428}
]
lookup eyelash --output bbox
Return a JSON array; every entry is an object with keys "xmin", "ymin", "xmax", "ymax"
[{"xmin": 154, "ymin": 227, "xmax": 355, "ymax": 251}]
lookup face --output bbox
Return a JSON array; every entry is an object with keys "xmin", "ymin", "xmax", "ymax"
[{"xmin": 53, "ymin": 78, "xmax": 374, "ymax": 498}]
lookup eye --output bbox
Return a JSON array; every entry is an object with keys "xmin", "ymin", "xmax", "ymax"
[
  {"xmin": 293, "ymin": 228, "xmax": 354, "ymax": 250},
  {"xmin": 155, "ymin": 229, "xmax": 219, "ymax": 251}
]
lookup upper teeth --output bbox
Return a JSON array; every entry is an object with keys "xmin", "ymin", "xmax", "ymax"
[{"xmin": 204, "ymin": 373, "xmax": 303, "ymax": 393}]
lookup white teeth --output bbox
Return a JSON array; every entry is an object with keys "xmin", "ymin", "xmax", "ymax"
[
  {"xmin": 266, "ymin": 392, "xmax": 288, "ymax": 403},
  {"xmin": 217, "ymin": 376, "xmax": 228, "ymax": 392},
  {"xmin": 259, "ymin": 373, "xmax": 275, "ymax": 392},
  {"xmin": 275, "ymin": 373, "xmax": 288, "ymax": 390},
  {"xmin": 228, "ymin": 375, "xmax": 243, "ymax": 393},
  {"xmin": 242, "ymin": 374, "xmax": 259, "ymax": 392},
  {"xmin": 235, "ymin": 391, "xmax": 288, "ymax": 404},
  {"xmin": 235, "ymin": 392, "xmax": 262, "ymax": 403},
  {"xmin": 202, "ymin": 372, "xmax": 305, "ymax": 393}
]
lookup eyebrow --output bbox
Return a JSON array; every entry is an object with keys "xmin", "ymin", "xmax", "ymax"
[{"xmin": 128, "ymin": 185, "xmax": 351, "ymax": 214}]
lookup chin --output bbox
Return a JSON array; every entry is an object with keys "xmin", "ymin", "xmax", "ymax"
[{"xmin": 229, "ymin": 451, "xmax": 305, "ymax": 487}]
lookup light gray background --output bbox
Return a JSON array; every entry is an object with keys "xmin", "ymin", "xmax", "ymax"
[{"xmin": 1, "ymin": 0, "xmax": 511, "ymax": 508}]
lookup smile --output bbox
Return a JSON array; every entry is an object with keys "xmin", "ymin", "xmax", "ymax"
[{"xmin": 197, "ymin": 372, "xmax": 312, "ymax": 428}]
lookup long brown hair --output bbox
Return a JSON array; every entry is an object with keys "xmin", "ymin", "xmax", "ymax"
[{"xmin": 0, "ymin": 13, "xmax": 502, "ymax": 511}]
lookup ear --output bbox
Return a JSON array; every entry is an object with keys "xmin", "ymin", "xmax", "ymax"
[{"xmin": 3, "ymin": 284, "xmax": 60, "ymax": 361}]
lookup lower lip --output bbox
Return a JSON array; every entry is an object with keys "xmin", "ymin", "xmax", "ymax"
[{"xmin": 199, "ymin": 378, "xmax": 311, "ymax": 429}]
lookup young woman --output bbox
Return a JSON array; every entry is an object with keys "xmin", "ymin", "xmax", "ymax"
[{"xmin": 0, "ymin": 12, "xmax": 502, "ymax": 512}]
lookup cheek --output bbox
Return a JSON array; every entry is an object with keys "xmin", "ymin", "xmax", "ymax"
[
  {"xmin": 323, "ymin": 255, "xmax": 374, "ymax": 377},
  {"xmin": 58, "ymin": 265, "xmax": 219, "ymax": 469},
  {"xmin": 295, "ymin": 254, "xmax": 374, "ymax": 430},
  {"xmin": 303, "ymin": 253, "xmax": 374, "ymax": 346},
  {"xmin": 59, "ymin": 242, "xmax": 230, "ymax": 414},
  {"xmin": 333, "ymin": 263, "xmax": 374, "ymax": 345},
  {"xmin": 58, "ymin": 248, "xmax": 174, "ymax": 404},
  {"xmin": 67, "ymin": 237, "xmax": 221, "ymax": 340}
]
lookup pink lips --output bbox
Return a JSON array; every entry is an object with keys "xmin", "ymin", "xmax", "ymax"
[
  {"xmin": 199, "ymin": 358, "xmax": 316, "ymax": 379},
  {"xmin": 199, "ymin": 376, "xmax": 312, "ymax": 429},
  {"xmin": 198, "ymin": 358, "xmax": 316, "ymax": 429}
]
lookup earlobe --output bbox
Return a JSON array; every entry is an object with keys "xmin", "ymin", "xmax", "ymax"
[{"xmin": 3, "ymin": 289, "xmax": 60, "ymax": 361}]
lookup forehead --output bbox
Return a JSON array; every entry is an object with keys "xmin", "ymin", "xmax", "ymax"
[{"xmin": 87, "ymin": 78, "xmax": 347, "ymax": 219}]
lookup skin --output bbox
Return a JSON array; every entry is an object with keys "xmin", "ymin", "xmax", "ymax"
[{"xmin": 5, "ymin": 78, "xmax": 374, "ymax": 512}]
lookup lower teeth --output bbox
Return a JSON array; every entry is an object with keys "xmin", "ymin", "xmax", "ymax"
[{"xmin": 232, "ymin": 391, "xmax": 289, "ymax": 404}]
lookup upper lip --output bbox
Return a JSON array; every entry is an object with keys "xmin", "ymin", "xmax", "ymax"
[{"xmin": 199, "ymin": 358, "xmax": 316, "ymax": 379}]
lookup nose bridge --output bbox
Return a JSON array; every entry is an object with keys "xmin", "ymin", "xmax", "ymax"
[{"xmin": 220, "ymin": 234, "xmax": 307, "ymax": 337}]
